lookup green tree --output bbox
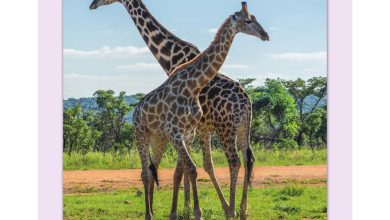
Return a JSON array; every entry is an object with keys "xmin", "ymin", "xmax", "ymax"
[
  {"xmin": 281, "ymin": 77, "xmax": 327, "ymax": 147},
  {"xmin": 63, "ymin": 105, "xmax": 101, "ymax": 154},
  {"xmin": 93, "ymin": 90, "xmax": 133, "ymax": 152},
  {"xmin": 238, "ymin": 78, "xmax": 256, "ymax": 89},
  {"xmin": 132, "ymin": 93, "xmax": 146, "ymax": 101},
  {"xmin": 251, "ymin": 79, "xmax": 299, "ymax": 149},
  {"xmin": 315, "ymin": 105, "xmax": 327, "ymax": 146},
  {"xmin": 302, "ymin": 108, "xmax": 324, "ymax": 153}
]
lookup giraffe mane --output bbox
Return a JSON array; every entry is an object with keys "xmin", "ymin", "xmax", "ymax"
[{"xmin": 168, "ymin": 17, "xmax": 232, "ymax": 77}]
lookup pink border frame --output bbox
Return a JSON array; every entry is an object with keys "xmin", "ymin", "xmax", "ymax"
[
  {"xmin": 38, "ymin": 0, "xmax": 62, "ymax": 219},
  {"xmin": 327, "ymin": 0, "xmax": 352, "ymax": 219},
  {"xmin": 38, "ymin": 0, "xmax": 352, "ymax": 219}
]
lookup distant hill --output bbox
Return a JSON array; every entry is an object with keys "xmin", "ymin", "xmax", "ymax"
[
  {"xmin": 63, "ymin": 95, "xmax": 139, "ymax": 122},
  {"xmin": 64, "ymin": 96, "xmax": 138, "ymax": 109},
  {"xmin": 303, "ymin": 95, "xmax": 327, "ymax": 113},
  {"xmin": 63, "ymin": 94, "xmax": 326, "ymax": 122}
]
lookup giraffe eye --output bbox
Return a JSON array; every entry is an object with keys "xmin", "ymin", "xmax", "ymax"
[{"xmin": 245, "ymin": 20, "xmax": 252, "ymax": 24}]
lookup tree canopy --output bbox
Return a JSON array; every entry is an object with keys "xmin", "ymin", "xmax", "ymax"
[{"xmin": 63, "ymin": 77, "xmax": 327, "ymax": 154}]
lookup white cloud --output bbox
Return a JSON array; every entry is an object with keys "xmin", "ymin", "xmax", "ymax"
[
  {"xmin": 304, "ymin": 68, "xmax": 320, "ymax": 71},
  {"xmin": 115, "ymin": 63, "xmax": 160, "ymax": 70},
  {"xmin": 267, "ymin": 51, "xmax": 327, "ymax": 61},
  {"xmin": 63, "ymin": 46, "xmax": 150, "ymax": 58},
  {"xmin": 63, "ymin": 73, "xmax": 124, "ymax": 80},
  {"xmin": 303, "ymin": 68, "xmax": 322, "ymax": 73},
  {"xmin": 63, "ymin": 73, "xmax": 165, "ymax": 99},
  {"xmin": 221, "ymin": 64, "xmax": 252, "ymax": 70},
  {"xmin": 208, "ymin": 28, "xmax": 218, "ymax": 33}
]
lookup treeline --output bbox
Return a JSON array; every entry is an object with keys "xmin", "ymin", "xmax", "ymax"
[{"xmin": 63, "ymin": 77, "xmax": 327, "ymax": 154}]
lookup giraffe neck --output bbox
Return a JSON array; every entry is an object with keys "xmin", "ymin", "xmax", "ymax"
[
  {"xmin": 174, "ymin": 18, "xmax": 236, "ymax": 95},
  {"xmin": 121, "ymin": 0, "xmax": 200, "ymax": 75}
]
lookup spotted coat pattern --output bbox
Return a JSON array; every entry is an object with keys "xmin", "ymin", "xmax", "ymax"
[{"xmin": 90, "ymin": 1, "xmax": 269, "ymax": 219}]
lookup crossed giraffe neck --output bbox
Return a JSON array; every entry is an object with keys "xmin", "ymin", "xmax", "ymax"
[
  {"xmin": 170, "ymin": 18, "xmax": 236, "ymax": 95},
  {"xmin": 121, "ymin": 0, "xmax": 200, "ymax": 75}
]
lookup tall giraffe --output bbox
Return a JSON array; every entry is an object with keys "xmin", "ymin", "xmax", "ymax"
[
  {"xmin": 132, "ymin": 3, "xmax": 267, "ymax": 219},
  {"xmin": 90, "ymin": 0, "xmax": 269, "ymax": 218}
]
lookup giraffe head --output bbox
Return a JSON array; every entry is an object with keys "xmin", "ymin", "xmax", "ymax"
[
  {"xmin": 231, "ymin": 2, "xmax": 269, "ymax": 41},
  {"xmin": 89, "ymin": 0, "xmax": 119, "ymax": 10}
]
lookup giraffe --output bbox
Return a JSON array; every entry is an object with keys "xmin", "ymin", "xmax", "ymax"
[
  {"xmin": 90, "ymin": 0, "xmax": 269, "ymax": 219},
  {"xmin": 134, "ymin": 4, "xmax": 268, "ymax": 219}
]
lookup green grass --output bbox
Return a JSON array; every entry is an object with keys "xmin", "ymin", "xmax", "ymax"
[
  {"xmin": 64, "ymin": 185, "xmax": 327, "ymax": 220},
  {"xmin": 64, "ymin": 149, "xmax": 326, "ymax": 170}
]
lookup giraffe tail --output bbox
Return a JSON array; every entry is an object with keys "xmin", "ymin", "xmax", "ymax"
[
  {"xmin": 245, "ymin": 103, "xmax": 255, "ymax": 185},
  {"xmin": 246, "ymin": 147, "xmax": 255, "ymax": 185},
  {"xmin": 148, "ymin": 153, "xmax": 159, "ymax": 187}
]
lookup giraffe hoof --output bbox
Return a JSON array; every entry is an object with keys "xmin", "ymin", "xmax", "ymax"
[
  {"xmin": 239, "ymin": 211, "xmax": 249, "ymax": 220},
  {"xmin": 228, "ymin": 211, "xmax": 237, "ymax": 219},
  {"xmin": 240, "ymin": 205, "xmax": 248, "ymax": 219},
  {"xmin": 194, "ymin": 208, "xmax": 203, "ymax": 220},
  {"xmin": 145, "ymin": 213, "xmax": 153, "ymax": 220},
  {"xmin": 223, "ymin": 207, "xmax": 230, "ymax": 217},
  {"xmin": 169, "ymin": 213, "xmax": 177, "ymax": 220}
]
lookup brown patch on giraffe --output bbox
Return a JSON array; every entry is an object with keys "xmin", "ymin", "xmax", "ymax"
[
  {"xmin": 93, "ymin": 1, "xmax": 270, "ymax": 217},
  {"xmin": 167, "ymin": 18, "xmax": 231, "ymax": 77}
]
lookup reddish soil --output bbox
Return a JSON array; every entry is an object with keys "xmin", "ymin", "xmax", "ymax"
[{"xmin": 64, "ymin": 165, "xmax": 326, "ymax": 194}]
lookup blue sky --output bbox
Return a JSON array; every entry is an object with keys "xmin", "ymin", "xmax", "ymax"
[{"xmin": 64, "ymin": 0, "xmax": 327, "ymax": 99}]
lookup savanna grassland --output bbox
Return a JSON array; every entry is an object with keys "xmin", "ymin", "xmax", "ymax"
[
  {"xmin": 64, "ymin": 149, "xmax": 326, "ymax": 170},
  {"xmin": 64, "ymin": 185, "xmax": 327, "ymax": 220},
  {"xmin": 63, "ymin": 149, "xmax": 327, "ymax": 219},
  {"xmin": 63, "ymin": 78, "xmax": 327, "ymax": 219}
]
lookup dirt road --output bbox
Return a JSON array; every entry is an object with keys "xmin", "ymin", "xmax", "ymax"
[{"xmin": 64, "ymin": 165, "xmax": 326, "ymax": 194}]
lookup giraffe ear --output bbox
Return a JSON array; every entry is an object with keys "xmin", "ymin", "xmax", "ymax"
[{"xmin": 241, "ymin": 2, "xmax": 249, "ymax": 16}]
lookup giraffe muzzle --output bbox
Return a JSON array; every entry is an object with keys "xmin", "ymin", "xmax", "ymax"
[
  {"xmin": 89, "ymin": 0, "xmax": 99, "ymax": 10},
  {"xmin": 259, "ymin": 31, "xmax": 269, "ymax": 41}
]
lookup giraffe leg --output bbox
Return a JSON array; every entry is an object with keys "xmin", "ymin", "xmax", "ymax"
[
  {"xmin": 135, "ymin": 136, "xmax": 153, "ymax": 220},
  {"xmin": 199, "ymin": 131, "xmax": 230, "ymax": 216},
  {"xmin": 169, "ymin": 157, "xmax": 184, "ymax": 220},
  {"xmin": 149, "ymin": 137, "xmax": 166, "ymax": 215},
  {"xmin": 172, "ymin": 138, "xmax": 202, "ymax": 220},
  {"xmin": 220, "ymin": 133, "xmax": 240, "ymax": 219},
  {"xmin": 239, "ymin": 148, "xmax": 252, "ymax": 220},
  {"xmin": 183, "ymin": 151, "xmax": 191, "ymax": 211},
  {"xmin": 237, "ymin": 127, "xmax": 255, "ymax": 220},
  {"xmin": 148, "ymin": 179, "xmax": 155, "ymax": 216}
]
